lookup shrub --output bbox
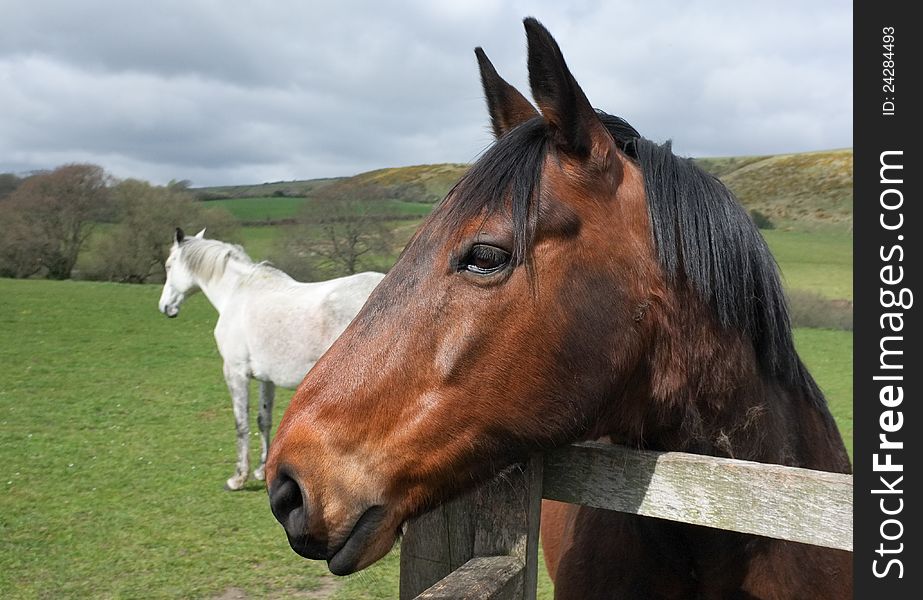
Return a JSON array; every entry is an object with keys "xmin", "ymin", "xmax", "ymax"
[
  {"xmin": 750, "ymin": 209, "xmax": 775, "ymax": 230},
  {"xmin": 786, "ymin": 290, "xmax": 852, "ymax": 331},
  {"xmin": 0, "ymin": 173, "xmax": 22, "ymax": 199},
  {"xmin": 82, "ymin": 180, "xmax": 239, "ymax": 283},
  {"xmin": 0, "ymin": 164, "xmax": 111, "ymax": 279},
  {"xmin": 0, "ymin": 206, "xmax": 45, "ymax": 278}
]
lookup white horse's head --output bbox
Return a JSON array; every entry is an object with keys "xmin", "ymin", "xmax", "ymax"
[{"xmin": 158, "ymin": 227, "xmax": 206, "ymax": 318}]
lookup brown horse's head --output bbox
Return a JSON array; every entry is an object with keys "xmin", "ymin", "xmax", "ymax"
[{"xmin": 266, "ymin": 18, "xmax": 798, "ymax": 576}]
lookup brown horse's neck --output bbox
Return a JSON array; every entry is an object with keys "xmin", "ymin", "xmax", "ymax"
[{"xmin": 598, "ymin": 292, "xmax": 851, "ymax": 474}]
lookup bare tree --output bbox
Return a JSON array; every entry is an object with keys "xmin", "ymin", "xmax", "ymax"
[
  {"xmin": 275, "ymin": 182, "xmax": 395, "ymax": 278},
  {"xmin": 0, "ymin": 164, "xmax": 110, "ymax": 279}
]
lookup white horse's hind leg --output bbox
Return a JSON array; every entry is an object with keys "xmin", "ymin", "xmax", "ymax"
[
  {"xmin": 224, "ymin": 367, "xmax": 251, "ymax": 491},
  {"xmin": 253, "ymin": 380, "xmax": 275, "ymax": 481}
]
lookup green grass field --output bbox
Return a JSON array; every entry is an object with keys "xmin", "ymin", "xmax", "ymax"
[
  {"xmin": 0, "ymin": 277, "xmax": 852, "ymax": 598},
  {"xmin": 239, "ymin": 226, "xmax": 283, "ymax": 261},
  {"xmin": 208, "ymin": 196, "xmax": 309, "ymax": 222},
  {"xmin": 763, "ymin": 230, "xmax": 852, "ymax": 300},
  {"xmin": 0, "ymin": 279, "xmax": 399, "ymax": 599},
  {"xmin": 794, "ymin": 329, "xmax": 853, "ymax": 456}
]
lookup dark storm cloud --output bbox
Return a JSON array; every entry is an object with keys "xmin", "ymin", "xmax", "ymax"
[{"xmin": 0, "ymin": 1, "xmax": 851, "ymax": 186}]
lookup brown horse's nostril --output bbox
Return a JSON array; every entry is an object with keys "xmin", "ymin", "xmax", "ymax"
[
  {"xmin": 269, "ymin": 472, "xmax": 306, "ymax": 535},
  {"xmin": 269, "ymin": 472, "xmax": 330, "ymax": 560}
]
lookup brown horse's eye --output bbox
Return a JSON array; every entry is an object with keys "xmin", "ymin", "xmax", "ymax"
[{"xmin": 462, "ymin": 244, "xmax": 511, "ymax": 275}]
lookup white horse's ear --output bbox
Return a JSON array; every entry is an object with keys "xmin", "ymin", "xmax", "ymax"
[
  {"xmin": 195, "ymin": 228, "xmax": 206, "ymax": 239},
  {"xmin": 175, "ymin": 227, "xmax": 185, "ymax": 244}
]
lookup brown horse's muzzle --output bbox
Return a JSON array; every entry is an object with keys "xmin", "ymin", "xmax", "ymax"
[
  {"xmin": 266, "ymin": 410, "xmax": 406, "ymax": 575},
  {"xmin": 268, "ymin": 468, "xmax": 389, "ymax": 574}
]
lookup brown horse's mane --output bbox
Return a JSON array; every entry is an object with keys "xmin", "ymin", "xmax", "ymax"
[{"xmin": 440, "ymin": 111, "xmax": 825, "ymax": 410}]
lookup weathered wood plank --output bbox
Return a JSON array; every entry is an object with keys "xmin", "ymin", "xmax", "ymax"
[
  {"xmin": 414, "ymin": 556, "xmax": 523, "ymax": 600},
  {"xmin": 542, "ymin": 441, "xmax": 853, "ymax": 551},
  {"xmin": 400, "ymin": 492, "xmax": 476, "ymax": 600},
  {"xmin": 472, "ymin": 457, "xmax": 542, "ymax": 600},
  {"xmin": 521, "ymin": 458, "xmax": 542, "ymax": 600},
  {"xmin": 401, "ymin": 457, "xmax": 543, "ymax": 600}
]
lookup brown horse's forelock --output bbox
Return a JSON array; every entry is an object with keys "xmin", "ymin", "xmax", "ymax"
[
  {"xmin": 438, "ymin": 117, "xmax": 548, "ymax": 266},
  {"xmin": 435, "ymin": 111, "xmax": 822, "ymax": 407}
]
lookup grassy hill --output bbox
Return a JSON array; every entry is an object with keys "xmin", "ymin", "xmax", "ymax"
[
  {"xmin": 196, "ymin": 164, "xmax": 468, "ymax": 223},
  {"xmin": 193, "ymin": 177, "xmax": 341, "ymax": 200},
  {"xmin": 341, "ymin": 163, "xmax": 469, "ymax": 203},
  {"xmin": 695, "ymin": 149, "xmax": 853, "ymax": 230}
]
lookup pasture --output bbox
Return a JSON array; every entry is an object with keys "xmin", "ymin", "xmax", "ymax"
[
  {"xmin": 762, "ymin": 230, "xmax": 852, "ymax": 300},
  {"xmin": 211, "ymin": 196, "xmax": 309, "ymax": 223},
  {"xmin": 0, "ymin": 279, "xmax": 395, "ymax": 599},
  {"xmin": 1, "ymin": 276, "xmax": 851, "ymax": 598}
]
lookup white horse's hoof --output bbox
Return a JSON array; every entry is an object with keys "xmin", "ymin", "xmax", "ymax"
[
  {"xmin": 225, "ymin": 476, "xmax": 247, "ymax": 491},
  {"xmin": 253, "ymin": 467, "xmax": 266, "ymax": 481}
]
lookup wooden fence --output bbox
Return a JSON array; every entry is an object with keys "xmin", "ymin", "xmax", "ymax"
[{"xmin": 399, "ymin": 441, "xmax": 853, "ymax": 600}]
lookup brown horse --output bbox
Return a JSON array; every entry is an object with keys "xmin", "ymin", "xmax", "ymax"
[{"xmin": 266, "ymin": 18, "xmax": 852, "ymax": 598}]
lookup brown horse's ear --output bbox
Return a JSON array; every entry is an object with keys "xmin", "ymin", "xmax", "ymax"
[
  {"xmin": 475, "ymin": 47, "xmax": 539, "ymax": 138},
  {"xmin": 524, "ymin": 18, "xmax": 612, "ymax": 162}
]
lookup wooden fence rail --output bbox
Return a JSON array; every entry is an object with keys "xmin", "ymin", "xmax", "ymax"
[{"xmin": 400, "ymin": 442, "xmax": 853, "ymax": 600}]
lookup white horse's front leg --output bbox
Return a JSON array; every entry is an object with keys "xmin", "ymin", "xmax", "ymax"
[
  {"xmin": 224, "ymin": 366, "xmax": 250, "ymax": 491},
  {"xmin": 253, "ymin": 380, "xmax": 275, "ymax": 481}
]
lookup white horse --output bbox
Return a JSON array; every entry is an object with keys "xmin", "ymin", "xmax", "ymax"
[{"xmin": 158, "ymin": 228, "xmax": 384, "ymax": 490}]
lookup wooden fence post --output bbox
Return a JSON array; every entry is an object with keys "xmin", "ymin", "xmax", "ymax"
[
  {"xmin": 399, "ymin": 486, "xmax": 477, "ymax": 599},
  {"xmin": 400, "ymin": 456, "xmax": 543, "ymax": 600}
]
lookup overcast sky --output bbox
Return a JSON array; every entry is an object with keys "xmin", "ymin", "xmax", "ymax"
[{"xmin": 0, "ymin": 1, "xmax": 852, "ymax": 187}]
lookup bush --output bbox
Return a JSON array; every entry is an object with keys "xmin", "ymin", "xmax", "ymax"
[
  {"xmin": 193, "ymin": 190, "xmax": 232, "ymax": 201},
  {"xmin": 82, "ymin": 180, "xmax": 239, "ymax": 283},
  {"xmin": 750, "ymin": 209, "xmax": 775, "ymax": 230},
  {"xmin": 786, "ymin": 290, "xmax": 852, "ymax": 331},
  {"xmin": 0, "ymin": 173, "xmax": 22, "ymax": 199},
  {"xmin": 0, "ymin": 164, "xmax": 111, "ymax": 279}
]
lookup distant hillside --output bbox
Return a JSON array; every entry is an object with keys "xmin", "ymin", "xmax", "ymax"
[
  {"xmin": 196, "ymin": 150, "xmax": 852, "ymax": 231},
  {"xmin": 324, "ymin": 163, "xmax": 469, "ymax": 204},
  {"xmin": 693, "ymin": 155, "xmax": 773, "ymax": 178},
  {"xmin": 695, "ymin": 149, "xmax": 853, "ymax": 229},
  {"xmin": 193, "ymin": 177, "xmax": 342, "ymax": 200}
]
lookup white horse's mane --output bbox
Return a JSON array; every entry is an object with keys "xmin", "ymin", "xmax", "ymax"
[{"xmin": 180, "ymin": 238, "xmax": 287, "ymax": 284}]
